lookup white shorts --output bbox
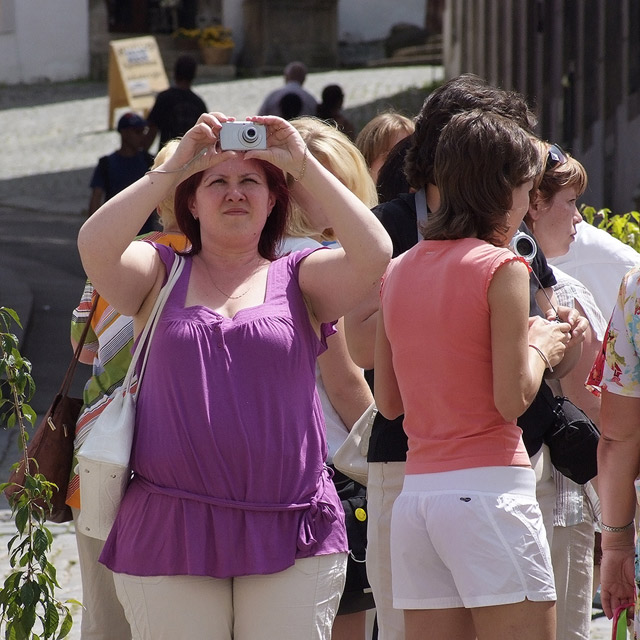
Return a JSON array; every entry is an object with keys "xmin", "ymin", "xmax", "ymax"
[{"xmin": 390, "ymin": 466, "xmax": 556, "ymax": 610}]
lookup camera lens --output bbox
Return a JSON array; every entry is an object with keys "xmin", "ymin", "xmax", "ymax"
[
  {"xmin": 509, "ymin": 230, "xmax": 537, "ymax": 263},
  {"xmin": 242, "ymin": 127, "xmax": 258, "ymax": 143},
  {"xmin": 515, "ymin": 237, "xmax": 533, "ymax": 255}
]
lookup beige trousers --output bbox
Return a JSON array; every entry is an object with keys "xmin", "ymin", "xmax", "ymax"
[
  {"xmin": 72, "ymin": 508, "xmax": 132, "ymax": 639},
  {"xmin": 366, "ymin": 461, "xmax": 406, "ymax": 640},
  {"xmin": 113, "ymin": 553, "xmax": 347, "ymax": 640},
  {"xmin": 552, "ymin": 505, "xmax": 596, "ymax": 640}
]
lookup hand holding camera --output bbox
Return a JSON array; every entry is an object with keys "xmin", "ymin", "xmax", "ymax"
[
  {"xmin": 219, "ymin": 122, "xmax": 268, "ymax": 150},
  {"xmin": 158, "ymin": 113, "xmax": 307, "ymax": 187},
  {"xmin": 239, "ymin": 115, "xmax": 310, "ymax": 180},
  {"xmin": 528, "ymin": 315, "xmax": 572, "ymax": 372}
]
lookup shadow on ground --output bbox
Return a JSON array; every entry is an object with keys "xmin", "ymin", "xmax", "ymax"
[
  {"xmin": 0, "ymin": 81, "xmax": 107, "ymax": 110},
  {"xmin": 0, "ymin": 168, "xmax": 93, "ymax": 216}
]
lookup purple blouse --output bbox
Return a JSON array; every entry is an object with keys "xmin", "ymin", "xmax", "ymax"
[{"xmin": 100, "ymin": 243, "xmax": 347, "ymax": 578}]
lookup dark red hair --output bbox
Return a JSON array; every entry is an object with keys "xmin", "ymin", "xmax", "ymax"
[{"xmin": 174, "ymin": 160, "xmax": 290, "ymax": 261}]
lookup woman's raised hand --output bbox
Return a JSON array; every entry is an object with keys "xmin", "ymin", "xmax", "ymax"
[
  {"xmin": 153, "ymin": 113, "xmax": 309, "ymax": 182},
  {"xmin": 244, "ymin": 115, "xmax": 308, "ymax": 179},
  {"xmin": 154, "ymin": 112, "xmax": 239, "ymax": 178}
]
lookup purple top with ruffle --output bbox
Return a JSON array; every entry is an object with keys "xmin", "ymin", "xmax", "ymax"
[{"xmin": 100, "ymin": 243, "xmax": 347, "ymax": 578}]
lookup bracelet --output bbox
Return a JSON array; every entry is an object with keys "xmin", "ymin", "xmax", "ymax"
[
  {"xmin": 146, "ymin": 168, "xmax": 181, "ymax": 176},
  {"xmin": 293, "ymin": 145, "xmax": 308, "ymax": 182},
  {"xmin": 146, "ymin": 147, "xmax": 211, "ymax": 177},
  {"xmin": 529, "ymin": 344, "xmax": 553, "ymax": 372},
  {"xmin": 601, "ymin": 520, "xmax": 635, "ymax": 533}
]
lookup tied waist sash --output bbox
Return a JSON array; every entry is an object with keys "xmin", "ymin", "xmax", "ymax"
[{"xmin": 135, "ymin": 469, "xmax": 339, "ymax": 551}]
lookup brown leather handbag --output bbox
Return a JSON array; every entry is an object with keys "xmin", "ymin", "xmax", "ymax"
[{"xmin": 4, "ymin": 297, "xmax": 97, "ymax": 522}]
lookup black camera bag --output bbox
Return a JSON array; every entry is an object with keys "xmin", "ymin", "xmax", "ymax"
[{"xmin": 543, "ymin": 395, "xmax": 600, "ymax": 485}]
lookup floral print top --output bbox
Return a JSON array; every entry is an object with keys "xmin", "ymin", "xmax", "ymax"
[
  {"xmin": 587, "ymin": 266, "xmax": 640, "ymax": 397},
  {"xmin": 588, "ymin": 266, "xmax": 640, "ymax": 640}
]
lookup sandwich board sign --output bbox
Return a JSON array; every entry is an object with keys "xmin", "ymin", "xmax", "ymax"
[{"xmin": 108, "ymin": 36, "xmax": 169, "ymax": 129}]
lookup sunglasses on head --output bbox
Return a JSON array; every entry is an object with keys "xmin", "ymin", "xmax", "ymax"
[{"xmin": 545, "ymin": 143, "xmax": 568, "ymax": 172}]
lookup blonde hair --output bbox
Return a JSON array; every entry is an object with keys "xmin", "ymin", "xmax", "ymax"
[
  {"xmin": 289, "ymin": 117, "xmax": 378, "ymax": 241},
  {"xmin": 153, "ymin": 139, "xmax": 180, "ymax": 230},
  {"xmin": 355, "ymin": 111, "xmax": 415, "ymax": 169}
]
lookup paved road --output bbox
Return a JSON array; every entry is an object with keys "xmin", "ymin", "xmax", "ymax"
[{"xmin": 0, "ymin": 64, "xmax": 613, "ymax": 638}]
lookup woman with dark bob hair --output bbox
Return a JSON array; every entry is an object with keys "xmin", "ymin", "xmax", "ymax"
[
  {"xmin": 77, "ymin": 111, "xmax": 392, "ymax": 640},
  {"xmin": 374, "ymin": 109, "xmax": 572, "ymax": 640}
]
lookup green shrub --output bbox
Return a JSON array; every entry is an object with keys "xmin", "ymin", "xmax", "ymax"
[
  {"xmin": 0, "ymin": 307, "xmax": 77, "ymax": 639},
  {"xmin": 581, "ymin": 205, "xmax": 640, "ymax": 252}
]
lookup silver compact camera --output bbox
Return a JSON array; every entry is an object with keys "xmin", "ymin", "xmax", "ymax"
[
  {"xmin": 219, "ymin": 122, "xmax": 267, "ymax": 150},
  {"xmin": 509, "ymin": 230, "xmax": 537, "ymax": 264}
]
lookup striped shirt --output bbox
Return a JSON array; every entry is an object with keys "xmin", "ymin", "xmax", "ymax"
[{"xmin": 66, "ymin": 231, "xmax": 189, "ymax": 508}]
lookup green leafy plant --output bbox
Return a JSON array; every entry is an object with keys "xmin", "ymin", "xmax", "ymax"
[
  {"xmin": 581, "ymin": 205, "xmax": 640, "ymax": 252},
  {"xmin": 0, "ymin": 307, "xmax": 77, "ymax": 639}
]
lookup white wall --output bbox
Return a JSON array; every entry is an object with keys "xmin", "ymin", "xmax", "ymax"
[
  {"xmin": 0, "ymin": 0, "xmax": 89, "ymax": 84},
  {"xmin": 338, "ymin": 0, "xmax": 426, "ymax": 42}
]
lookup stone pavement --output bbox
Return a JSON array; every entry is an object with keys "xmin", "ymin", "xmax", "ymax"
[
  {"xmin": 0, "ymin": 512, "xmax": 84, "ymax": 636},
  {"xmin": 0, "ymin": 65, "xmax": 614, "ymax": 638},
  {"xmin": 0, "ymin": 65, "xmax": 445, "ymax": 216}
]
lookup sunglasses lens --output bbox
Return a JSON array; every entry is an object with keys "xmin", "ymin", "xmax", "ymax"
[{"xmin": 546, "ymin": 144, "xmax": 567, "ymax": 171}]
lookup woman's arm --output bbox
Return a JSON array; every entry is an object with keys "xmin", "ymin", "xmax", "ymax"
[
  {"xmin": 598, "ymin": 390, "xmax": 640, "ymax": 619},
  {"xmin": 343, "ymin": 287, "xmax": 379, "ymax": 370},
  {"xmin": 78, "ymin": 173, "xmax": 180, "ymax": 317},
  {"xmin": 77, "ymin": 113, "xmax": 229, "ymax": 318},
  {"xmin": 246, "ymin": 117, "xmax": 392, "ymax": 324},
  {"xmin": 373, "ymin": 305, "xmax": 403, "ymax": 420},
  {"xmin": 489, "ymin": 260, "xmax": 570, "ymax": 421},
  {"xmin": 291, "ymin": 157, "xmax": 391, "ymax": 322},
  {"xmin": 317, "ymin": 319, "xmax": 373, "ymax": 429}
]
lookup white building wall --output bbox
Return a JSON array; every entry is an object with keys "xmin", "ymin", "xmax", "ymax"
[{"xmin": 0, "ymin": 0, "xmax": 89, "ymax": 84}]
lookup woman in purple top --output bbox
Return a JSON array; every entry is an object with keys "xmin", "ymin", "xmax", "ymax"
[{"xmin": 77, "ymin": 112, "xmax": 392, "ymax": 640}]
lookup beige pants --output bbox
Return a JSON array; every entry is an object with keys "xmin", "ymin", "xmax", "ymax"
[
  {"xmin": 366, "ymin": 461, "xmax": 406, "ymax": 640},
  {"xmin": 113, "ymin": 553, "xmax": 347, "ymax": 640},
  {"xmin": 552, "ymin": 506, "xmax": 596, "ymax": 640},
  {"xmin": 72, "ymin": 508, "xmax": 131, "ymax": 639}
]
